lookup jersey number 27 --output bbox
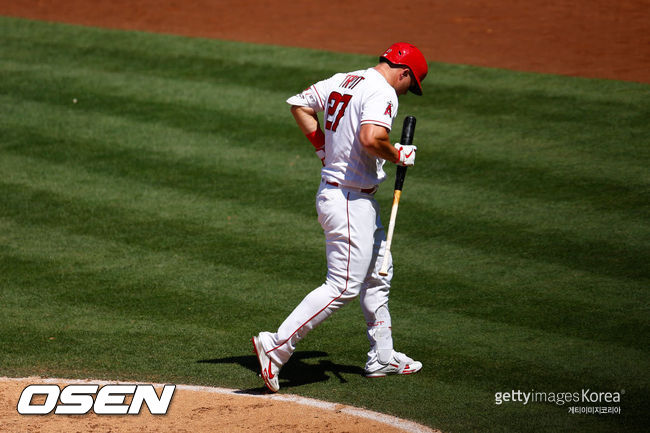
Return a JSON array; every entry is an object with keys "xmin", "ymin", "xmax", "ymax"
[{"xmin": 325, "ymin": 92, "xmax": 352, "ymax": 132}]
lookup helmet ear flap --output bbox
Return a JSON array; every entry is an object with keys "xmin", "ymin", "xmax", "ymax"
[{"xmin": 408, "ymin": 70, "xmax": 423, "ymax": 95}]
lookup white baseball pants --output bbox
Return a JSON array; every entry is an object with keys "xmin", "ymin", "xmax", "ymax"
[{"xmin": 261, "ymin": 181, "xmax": 394, "ymax": 366}]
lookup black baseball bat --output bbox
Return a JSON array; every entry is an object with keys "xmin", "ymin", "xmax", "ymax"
[
  {"xmin": 395, "ymin": 115, "xmax": 416, "ymax": 190},
  {"xmin": 379, "ymin": 115, "xmax": 417, "ymax": 276}
]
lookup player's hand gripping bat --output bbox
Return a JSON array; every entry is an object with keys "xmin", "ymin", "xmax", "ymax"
[{"xmin": 379, "ymin": 116, "xmax": 416, "ymax": 277}]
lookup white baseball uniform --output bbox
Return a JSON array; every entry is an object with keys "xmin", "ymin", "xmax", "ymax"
[{"xmin": 258, "ymin": 67, "xmax": 400, "ymax": 369}]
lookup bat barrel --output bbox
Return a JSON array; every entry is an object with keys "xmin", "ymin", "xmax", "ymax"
[
  {"xmin": 395, "ymin": 116, "xmax": 416, "ymax": 191},
  {"xmin": 400, "ymin": 116, "xmax": 416, "ymax": 147}
]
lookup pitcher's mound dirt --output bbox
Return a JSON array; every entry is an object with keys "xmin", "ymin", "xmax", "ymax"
[{"xmin": 1, "ymin": 377, "xmax": 438, "ymax": 433}]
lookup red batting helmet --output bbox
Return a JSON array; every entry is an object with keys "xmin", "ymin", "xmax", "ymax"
[{"xmin": 380, "ymin": 42, "xmax": 428, "ymax": 95}]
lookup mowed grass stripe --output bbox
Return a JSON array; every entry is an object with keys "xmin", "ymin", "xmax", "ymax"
[
  {"xmin": 404, "ymin": 179, "xmax": 648, "ymax": 242},
  {"xmin": 0, "ymin": 214, "xmax": 314, "ymax": 310},
  {"xmin": 2, "ymin": 95, "xmax": 646, "ymax": 279},
  {"xmin": 394, "ymin": 272, "xmax": 647, "ymax": 350},
  {"xmin": 3, "ymin": 123, "xmax": 643, "ymax": 302},
  {"xmin": 0, "ymin": 16, "xmax": 360, "ymax": 69},
  {"xmin": 4, "ymin": 133, "xmax": 639, "ymax": 304},
  {"xmin": 0, "ymin": 180, "xmax": 323, "ymax": 282},
  {"xmin": 0, "ymin": 93, "xmax": 320, "ymax": 212},
  {"xmin": 0, "ymin": 68, "xmax": 298, "ymax": 154},
  {"xmin": 3, "ymin": 58, "xmax": 646, "ymax": 195},
  {"xmin": 2, "ymin": 36, "xmax": 647, "ymax": 214},
  {"xmin": 3, "ymin": 146, "xmax": 644, "ymax": 351},
  {"xmin": 402, "ymin": 321, "xmax": 648, "ymax": 405},
  {"xmin": 411, "ymin": 147, "xmax": 647, "ymax": 213},
  {"xmin": 0, "ymin": 146, "xmax": 321, "ymax": 251},
  {"xmin": 407, "ymin": 86, "xmax": 648, "ymax": 212},
  {"xmin": 0, "ymin": 59, "xmax": 293, "ymax": 120},
  {"xmin": 0, "ymin": 91, "xmax": 312, "ymax": 177},
  {"xmin": 0, "ymin": 216, "xmax": 317, "ymax": 385},
  {"xmin": 1, "ymin": 122, "xmax": 317, "ymax": 214},
  {"xmin": 2, "ymin": 63, "xmax": 644, "ymax": 352},
  {"xmin": 0, "ymin": 251, "xmax": 271, "ymax": 332},
  {"xmin": 430, "ymin": 82, "xmax": 649, "ymax": 152},
  {"xmin": 0, "ymin": 22, "xmax": 345, "ymax": 95},
  {"xmin": 400, "ymin": 198, "xmax": 648, "ymax": 280},
  {"xmin": 419, "ymin": 62, "xmax": 649, "ymax": 160},
  {"xmin": 0, "ymin": 149, "xmax": 326, "ymax": 295},
  {"xmin": 0, "ymin": 143, "xmax": 325, "ymax": 320}
]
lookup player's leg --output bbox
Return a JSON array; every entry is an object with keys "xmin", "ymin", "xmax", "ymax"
[
  {"xmin": 257, "ymin": 185, "xmax": 377, "ymax": 367},
  {"xmin": 360, "ymin": 200, "xmax": 393, "ymax": 364},
  {"xmin": 360, "ymin": 200, "xmax": 422, "ymax": 377}
]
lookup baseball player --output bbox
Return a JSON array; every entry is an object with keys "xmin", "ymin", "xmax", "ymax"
[{"xmin": 252, "ymin": 42, "xmax": 428, "ymax": 392}]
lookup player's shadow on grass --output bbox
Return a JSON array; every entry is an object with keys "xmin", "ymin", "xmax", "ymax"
[{"xmin": 198, "ymin": 351, "xmax": 365, "ymax": 392}]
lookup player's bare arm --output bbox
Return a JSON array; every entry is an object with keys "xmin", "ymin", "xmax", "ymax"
[
  {"xmin": 360, "ymin": 123, "xmax": 417, "ymax": 167},
  {"xmin": 291, "ymin": 104, "xmax": 326, "ymax": 165},
  {"xmin": 291, "ymin": 105, "xmax": 319, "ymax": 135},
  {"xmin": 359, "ymin": 123, "xmax": 400, "ymax": 163}
]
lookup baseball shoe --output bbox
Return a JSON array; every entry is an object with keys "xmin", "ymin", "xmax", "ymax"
[
  {"xmin": 251, "ymin": 333, "xmax": 281, "ymax": 392},
  {"xmin": 364, "ymin": 351, "xmax": 422, "ymax": 378}
]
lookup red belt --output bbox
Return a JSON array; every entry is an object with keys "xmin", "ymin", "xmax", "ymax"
[{"xmin": 325, "ymin": 180, "xmax": 377, "ymax": 194}]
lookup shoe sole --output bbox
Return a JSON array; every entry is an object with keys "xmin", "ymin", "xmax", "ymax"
[
  {"xmin": 251, "ymin": 336, "xmax": 279, "ymax": 393},
  {"xmin": 365, "ymin": 366, "xmax": 422, "ymax": 378}
]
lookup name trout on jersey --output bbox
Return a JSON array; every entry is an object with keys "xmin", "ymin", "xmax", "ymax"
[
  {"xmin": 294, "ymin": 74, "xmax": 363, "ymax": 104},
  {"xmin": 288, "ymin": 69, "xmax": 397, "ymax": 132},
  {"xmin": 340, "ymin": 74, "xmax": 365, "ymax": 89}
]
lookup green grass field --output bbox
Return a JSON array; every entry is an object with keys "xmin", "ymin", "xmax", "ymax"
[{"xmin": 1, "ymin": 16, "xmax": 648, "ymax": 432}]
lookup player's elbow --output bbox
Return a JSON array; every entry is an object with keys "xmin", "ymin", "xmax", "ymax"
[
  {"xmin": 291, "ymin": 105, "xmax": 316, "ymax": 125},
  {"xmin": 289, "ymin": 105, "xmax": 303, "ymax": 119}
]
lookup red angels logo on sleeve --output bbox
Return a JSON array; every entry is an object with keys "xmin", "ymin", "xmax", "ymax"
[{"xmin": 384, "ymin": 101, "xmax": 393, "ymax": 116}]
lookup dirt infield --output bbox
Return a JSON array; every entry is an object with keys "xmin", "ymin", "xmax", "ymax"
[
  {"xmin": 1, "ymin": 377, "xmax": 438, "ymax": 433},
  {"xmin": 0, "ymin": 0, "xmax": 648, "ymax": 83}
]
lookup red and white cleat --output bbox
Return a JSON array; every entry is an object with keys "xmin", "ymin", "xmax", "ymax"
[
  {"xmin": 364, "ymin": 351, "xmax": 423, "ymax": 378},
  {"xmin": 251, "ymin": 334, "xmax": 281, "ymax": 392}
]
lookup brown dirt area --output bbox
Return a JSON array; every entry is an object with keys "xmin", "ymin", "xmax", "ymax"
[
  {"xmin": 1, "ymin": 378, "xmax": 437, "ymax": 433},
  {"xmin": 1, "ymin": 0, "xmax": 649, "ymax": 83},
  {"xmin": 0, "ymin": 1, "xmax": 647, "ymax": 432}
]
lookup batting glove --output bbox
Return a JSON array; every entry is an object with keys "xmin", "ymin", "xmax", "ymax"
[{"xmin": 395, "ymin": 143, "xmax": 417, "ymax": 166}]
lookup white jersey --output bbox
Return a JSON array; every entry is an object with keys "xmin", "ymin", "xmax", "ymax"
[{"xmin": 287, "ymin": 68, "xmax": 398, "ymax": 189}]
